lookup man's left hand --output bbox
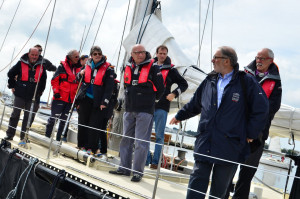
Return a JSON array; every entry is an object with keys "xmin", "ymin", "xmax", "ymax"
[
  {"xmin": 247, "ymin": 138, "xmax": 253, "ymax": 143},
  {"xmin": 166, "ymin": 93, "xmax": 175, "ymax": 101}
]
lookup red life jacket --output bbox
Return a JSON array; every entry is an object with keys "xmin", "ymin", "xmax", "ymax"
[
  {"xmin": 161, "ymin": 64, "xmax": 174, "ymax": 85},
  {"xmin": 84, "ymin": 62, "xmax": 110, "ymax": 85},
  {"xmin": 21, "ymin": 62, "xmax": 43, "ymax": 82},
  {"xmin": 61, "ymin": 61, "xmax": 81, "ymax": 83},
  {"xmin": 124, "ymin": 59, "xmax": 157, "ymax": 91},
  {"xmin": 261, "ymin": 79, "xmax": 275, "ymax": 98}
]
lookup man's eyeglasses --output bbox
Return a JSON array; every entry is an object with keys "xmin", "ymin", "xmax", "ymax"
[
  {"xmin": 213, "ymin": 56, "xmax": 228, "ymax": 60},
  {"xmin": 255, "ymin": 56, "xmax": 272, "ymax": 61},
  {"xmin": 133, "ymin": 51, "xmax": 146, "ymax": 55},
  {"xmin": 93, "ymin": 52, "xmax": 102, "ymax": 56}
]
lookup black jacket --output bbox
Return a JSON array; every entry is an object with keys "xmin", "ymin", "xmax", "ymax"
[
  {"xmin": 124, "ymin": 52, "xmax": 165, "ymax": 114},
  {"xmin": 245, "ymin": 60, "xmax": 282, "ymax": 140},
  {"xmin": 7, "ymin": 53, "xmax": 47, "ymax": 101},
  {"xmin": 154, "ymin": 56, "xmax": 188, "ymax": 112},
  {"xmin": 77, "ymin": 56, "xmax": 115, "ymax": 108}
]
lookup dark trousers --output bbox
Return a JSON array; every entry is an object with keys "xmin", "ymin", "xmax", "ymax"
[
  {"xmin": 231, "ymin": 141, "xmax": 265, "ymax": 199},
  {"xmin": 98, "ymin": 118, "xmax": 109, "ymax": 154},
  {"xmin": 6, "ymin": 96, "xmax": 39, "ymax": 140},
  {"xmin": 186, "ymin": 161, "xmax": 237, "ymax": 199},
  {"xmin": 77, "ymin": 97, "xmax": 105, "ymax": 152},
  {"xmin": 45, "ymin": 100, "xmax": 72, "ymax": 141}
]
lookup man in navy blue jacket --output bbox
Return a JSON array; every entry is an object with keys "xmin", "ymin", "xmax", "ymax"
[{"xmin": 170, "ymin": 46, "xmax": 269, "ymax": 199}]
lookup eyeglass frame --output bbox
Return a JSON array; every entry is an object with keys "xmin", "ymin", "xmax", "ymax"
[
  {"xmin": 132, "ymin": 51, "xmax": 146, "ymax": 55},
  {"xmin": 255, "ymin": 56, "xmax": 272, "ymax": 61}
]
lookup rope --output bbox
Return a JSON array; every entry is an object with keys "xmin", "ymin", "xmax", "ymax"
[
  {"xmin": 47, "ymin": 170, "xmax": 66, "ymax": 199},
  {"xmin": 0, "ymin": 0, "xmax": 22, "ymax": 53},
  {"xmin": 116, "ymin": 0, "xmax": 131, "ymax": 72},
  {"xmin": 80, "ymin": 0, "xmax": 101, "ymax": 53},
  {"xmin": 196, "ymin": 0, "xmax": 211, "ymax": 65},
  {"xmin": 92, "ymin": 0, "xmax": 110, "ymax": 46},
  {"xmin": 6, "ymin": 157, "xmax": 37, "ymax": 199},
  {"xmin": 135, "ymin": 0, "xmax": 150, "ymax": 44},
  {"xmin": 0, "ymin": 0, "xmax": 53, "ymax": 73}
]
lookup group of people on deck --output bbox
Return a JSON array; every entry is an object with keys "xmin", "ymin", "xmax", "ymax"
[{"xmin": 3, "ymin": 43, "xmax": 281, "ymax": 198}]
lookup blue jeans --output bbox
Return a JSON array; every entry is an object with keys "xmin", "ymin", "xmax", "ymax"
[
  {"xmin": 186, "ymin": 161, "xmax": 237, "ymax": 199},
  {"xmin": 146, "ymin": 109, "xmax": 168, "ymax": 165}
]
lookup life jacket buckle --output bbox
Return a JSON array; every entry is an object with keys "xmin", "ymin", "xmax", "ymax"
[
  {"xmin": 132, "ymin": 80, "xmax": 138, "ymax": 86},
  {"xmin": 29, "ymin": 78, "xmax": 35, "ymax": 82}
]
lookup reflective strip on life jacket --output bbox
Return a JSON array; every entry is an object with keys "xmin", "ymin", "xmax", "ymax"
[
  {"xmin": 124, "ymin": 59, "xmax": 157, "ymax": 91},
  {"xmin": 84, "ymin": 62, "xmax": 110, "ymax": 85},
  {"xmin": 261, "ymin": 79, "xmax": 275, "ymax": 98},
  {"xmin": 21, "ymin": 62, "xmax": 43, "ymax": 82},
  {"xmin": 61, "ymin": 61, "xmax": 81, "ymax": 83}
]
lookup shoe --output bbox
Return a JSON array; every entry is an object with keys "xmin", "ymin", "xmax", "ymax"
[
  {"xmin": 109, "ymin": 170, "xmax": 130, "ymax": 176},
  {"xmin": 18, "ymin": 139, "xmax": 26, "ymax": 146},
  {"xmin": 150, "ymin": 164, "xmax": 158, "ymax": 169},
  {"xmin": 61, "ymin": 137, "xmax": 67, "ymax": 142},
  {"xmin": 100, "ymin": 154, "xmax": 107, "ymax": 161},
  {"xmin": 4, "ymin": 136, "xmax": 13, "ymax": 141},
  {"xmin": 131, "ymin": 173, "xmax": 142, "ymax": 182}
]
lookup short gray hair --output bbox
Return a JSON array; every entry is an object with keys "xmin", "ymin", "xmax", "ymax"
[
  {"xmin": 67, "ymin": 49, "xmax": 78, "ymax": 57},
  {"xmin": 263, "ymin": 48, "xmax": 274, "ymax": 59},
  {"xmin": 219, "ymin": 46, "xmax": 238, "ymax": 67}
]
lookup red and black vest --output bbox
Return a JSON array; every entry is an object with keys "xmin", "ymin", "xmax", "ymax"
[
  {"xmin": 84, "ymin": 62, "xmax": 110, "ymax": 85},
  {"xmin": 160, "ymin": 64, "xmax": 174, "ymax": 85},
  {"xmin": 21, "ymin": 62, "xmax": 43, "ymax": 83},
  {"xmin": 61, "ymin": 61, "xmax": 81, "ymax": 83},
  {"xmin": 124, "ymin": 59, "xmax": 157, "ymax": 91}
]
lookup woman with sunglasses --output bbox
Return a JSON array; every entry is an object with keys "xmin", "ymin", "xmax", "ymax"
[{"xmin": 76, "ymin": 46, "xmax": 115, "ymax": 156}]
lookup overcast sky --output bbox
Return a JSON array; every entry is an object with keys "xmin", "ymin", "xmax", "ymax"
[{"xmin": 0, "ymin": 0, "xmax": 299, "ymax": 109}]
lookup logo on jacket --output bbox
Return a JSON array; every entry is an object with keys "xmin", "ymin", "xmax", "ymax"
[{"xmin": 232, "ymin": 93, "xmax": 240, "ymax": 102}]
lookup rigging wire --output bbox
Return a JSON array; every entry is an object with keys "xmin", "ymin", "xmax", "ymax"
[
  {"xmin": 80, "ymin": 0, "xmax": 101, "ymax": 53},
  {"xmin": 0, "ymin": 0, "xmax": 5, "ymax": 13},
  {"xmin": 197, "ymin": 0, "xmax": 201, "ymax": 66},
  {"xmin": 116, "ymin": 0, "xmax": 131, "ymax": 72},
  {"xmin": 135, "ymin": 0, "xmax": 150, "ymax": 44},
  {"xmin": 137, "ymin": 1, "xmax": 159, "ymax": 44},
  {"xmin": 78, "ymin": 25, "xmax": 86, "ymax": 54},
  {"xmin": 92, "ymin": 0, "xmax": 110, "ymax": 46},
  {"xmin": 0, "ymin": 0, "xmax": 53, "ymax": 73},
  {"xmin": 196, "ymin": 0, "xmax": 211, "ymax": 66},
  {"xmin": 210, "ymin": 0, "xmax": 214, "ymax": 71},
  {"xmin": 0, "ymin": 0, "xmax": 22, "ymax": 53}
]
